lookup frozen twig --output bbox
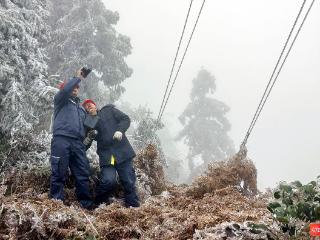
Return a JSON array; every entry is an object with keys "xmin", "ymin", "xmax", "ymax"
[
  {"xmin": 0, "ymin": 203, "xmax": 3, "ymax": 218},
  {"xmin": 80, "ymin": 208, "xmax": 99, "ymax": 236}
]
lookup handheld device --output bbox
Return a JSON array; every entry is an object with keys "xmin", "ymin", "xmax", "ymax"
[{"xmin": 81, "ymin": 67, "xmax": 92, "ymax": 78}]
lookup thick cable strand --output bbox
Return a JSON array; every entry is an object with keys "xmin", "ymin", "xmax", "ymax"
[
  {"xmin": 242, "ymin": 0, "xmax": 307, "ymax": 146},
  {"xmin": 156, "ymin": 0, "xmax": 194, "ymax": 124},
  {"xmin": 244, "ymin": 0, "xmax": 316, "ymax": 143},
  {"xmin": 159, "ymin": 0, "xmax": 206, "ymax": 122}
]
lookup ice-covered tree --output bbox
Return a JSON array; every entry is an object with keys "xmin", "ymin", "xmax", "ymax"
[
  {"xmin": 176, "ymin": 69, "xmax": 235, "ymax": 179},
  {"xmin": 46, "ymin": 0, "xmax": 132, "ymax": 104},
  {"xmin": 0, "ymin": 0, "xmax": 56, "ymax": 170}
]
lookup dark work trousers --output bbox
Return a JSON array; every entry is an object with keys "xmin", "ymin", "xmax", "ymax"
[
  {"xmin": 50, "ymin": 136, "xmax": 93, "ymax": 208},
  {"xmin": 95, "ymin": 159, "xmax": 140, "ymax": 207}
]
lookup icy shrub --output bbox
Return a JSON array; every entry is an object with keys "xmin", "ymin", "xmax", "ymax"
[
  {"xmin": 134, "ymin": 144, "xmax": 166, "ymax": 198},
  {"xmin": 268, "ymin": 177, "xmax": 320, "ymax": 237},
  {"xmin": 0, "ymin": 131, "xmax": 52, "ymax": 177}
]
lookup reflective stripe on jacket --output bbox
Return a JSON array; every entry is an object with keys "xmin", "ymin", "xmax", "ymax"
[{"xmin": 95, "ymin": 105, "xmax": 136, "ymax": 167}]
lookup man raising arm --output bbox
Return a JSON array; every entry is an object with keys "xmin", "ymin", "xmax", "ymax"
[{"xmin": 50, "ymin": 68, "xmax": 94, "ymax": 209}]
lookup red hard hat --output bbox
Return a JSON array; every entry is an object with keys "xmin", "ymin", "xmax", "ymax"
[{"xmin": 82, "ymin": 99, "xmax": 96, "ymax": 107}]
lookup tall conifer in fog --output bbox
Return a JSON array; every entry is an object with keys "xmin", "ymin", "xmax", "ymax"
[{"xmin": 176, "ymin": 69, "xmax": 235, "ymax": 178}]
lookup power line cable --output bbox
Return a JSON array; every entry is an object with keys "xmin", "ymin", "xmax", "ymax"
[
  {"xmin": 242, "ymin": 0, "xmax": 316, "ymax": 146},
  {"xmin": 243, "ymin": 0, "xmax": 307, "ymax": 145},
  {"xmin": 245, "ymin": 0, "xmax": 316, "ymax": 142},
  {"xmin": 158, "ymin": 0, "xmax": 206, "ymax": 122},
  {"xmin": 156, "ymin": 0, "xmax": 194, "ymax": 124}
]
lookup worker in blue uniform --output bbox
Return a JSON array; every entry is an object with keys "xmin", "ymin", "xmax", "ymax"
[
  {"xmin": 50, "ymin": 68, "xmax": 94, "ymax": 209},
  {"xmin": 82, "ymin": 99, "xmax": 139, "ymax": 208}
]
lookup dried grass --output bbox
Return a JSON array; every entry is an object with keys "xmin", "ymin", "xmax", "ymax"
[
  {"xmin": 134, "ymin": 144, "xmax": 166, "ymax": 195},
  {"xmin": 187, "ymin": 146, "xmax": 257, "ymax": 198},
  {"xmin": 0, "ymin": 186, "xmax": 273, "ymax": 239},
  {"xmin": 0, "ymin": 146, "xmax": 284, "ymax": 239},
  {"xmin": 0, "ymin": 177, "xmax": 269, "ymax": 239}
]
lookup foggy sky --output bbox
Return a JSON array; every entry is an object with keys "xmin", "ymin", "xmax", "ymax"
[{"xmin": 103, "ymin": 0, "xmax": 320, "ymax": 190}]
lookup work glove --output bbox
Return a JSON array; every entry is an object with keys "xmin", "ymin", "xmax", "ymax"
[{"xmin": 113, "ymin": 131, "xmax": 123, "ymax": 141}]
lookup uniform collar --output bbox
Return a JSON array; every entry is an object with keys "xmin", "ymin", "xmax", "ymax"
[{"xmin": 70, "ymin": 96, "xmax": 80, "ymax": 104}]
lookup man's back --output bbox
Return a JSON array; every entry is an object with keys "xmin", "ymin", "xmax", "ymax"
[
  {"xmin": 94, "ymin": 104, "xmax": 136, "ymax": 166},
  {"xmin": 52, "ymin": 77, "xmax": 86, "ymax": 140}
]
